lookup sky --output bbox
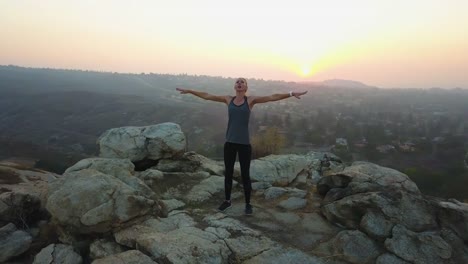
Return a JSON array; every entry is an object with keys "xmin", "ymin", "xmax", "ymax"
[{"xmin": 1, "ymin": 0, "xmax": 467, "ymax": 88}]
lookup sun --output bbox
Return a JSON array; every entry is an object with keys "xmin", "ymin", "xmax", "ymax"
[{"xmin": 300, "ymin": 65, "xmax": 312, "ymax": 77}]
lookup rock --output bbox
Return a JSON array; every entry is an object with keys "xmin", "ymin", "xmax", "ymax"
[
  {"xmin": 64, "ymin": 158, "xmax": 154, "ymax": 198},
  {"xmin": 315, "ymin": 230, "xmax": 382, "ymax": 264},
  {"xmin": 360, "ymin": 211, "xmax": 394, "ymax": 240},
  {"xmin": 113, "ymin": 225, "xmax": 154, "ymax": 248},
  {"xmin": 161, "ymin": 199, "xmax": 185, "ymax": 212},
  {"xmin": 203, "ymin": 213, "xmax": 260, "ymax": 236},
  {"xmin": 185, "ymin": 176, "xmax": 229, "ymax": 203},
  {"xmin": 335, "ymin": 162, "xmax": 420, "ymax": 194},
  {"xmin": 98, "ymin": 122, "xmax": 186, "ymax": 162},
  {"xmin": 294, "ymin": 174, "xmax": 308, "ymax": 186},
  {"xmin": 243, "ymin": 246, "xmax": 324, "ymax": 264},
  {"xmin": 277, "ymin": 197, "xmax": 307, "ymax": 210},
  {"xmin": 115, "ymin": 226, "xmax": 230, "ymax": 263},
  {"xmin": 155, "ymin": 151, "xmax": 224, "ymax": 175},
  {"xmin": 249, "ymin": 154, "xmax": 313, "ymax": 185},
  {"xmin": 310, "ymin": 170, "xmax": 321, "ymax": 184},
  {"xmin": 271, "ymin": 211, "xmax": 301, "ymax": 225},
  {"xmin": 431, "ymin": 198, "xmax": 468, "ymax": 242},
  {"xmin": 89, "ymin": 239, "xmax": 126, "ymax": 259},
  {"xmin": 0, "ymin": 161, "xmax": 56, "ymax": 209},
  {"xmin": 385, "ymin": 225, "xmax": 453, "ymax": 264},
  {"xmin": 300, "ymin": 213, "xmax": 339, "ymax": 235},
  {"xmin": 135, "ymin": 169, "xmax": 164, "ymax": 192},
  {"xmin": 286, "ymin": 187, "xmax": 307, "ymax": 198},
  {"xmin": 440, "ymin": 228, "xmax": 468, "ymax": 264},
  {"xmin": 64, "ymin": 158, "xmax": 135, "ymax": 177},
  {"xmin": 33, "ymin": 243, "xmax": 82, "ymax": 264},
  {"xmin": 252, "ymin": 182, "xmax": 272, "ymax": 190},
  {"xmin": 264, "ymin": 187, "xmax": 287, "ymax": 200},
  {"xmin": 317, "ymin": 174, "xmax": 352, "ymax": 196},
  {"xmin": 263, "ymin": 187, "xmax": 305, "ymax": 200},
  {"xmin": 92, "ymin": 250, "xmax": 156, "ymax": 264},
  {"xmin": 205, "ymin": 227, "xmax": 230, "ymax": 239},
  {"xmin": 46, "ymin": 169, "xmax": 161, "ymax": 234},
  {"xmin": 141, "ymin": 211, "xmax": 196, "ymax": 233},
  {"xmin": 225, "ymin": 235, "xmax": 276, "ymax": 261},
  {"xmin": 0, "ymin": 223, "xmax": 32, "ymax": 262},
  {"xmin": 321, "ymin": 189, "xmax": 437, "ymax": 232},
  {"xmin": 376, "ymin": 253, "xmax": 410, "ymax": 264},
  {"xmin": 137, "ymin": 171, "xmax": 209, "ymax": 199}
]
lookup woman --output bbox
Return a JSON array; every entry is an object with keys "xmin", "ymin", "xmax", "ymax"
[{"xmin": 176, "ymin": 78, "xmax": 307, "ymax": 215}]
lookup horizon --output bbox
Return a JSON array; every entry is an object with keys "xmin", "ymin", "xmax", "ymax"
[
  {"xmin": 1, "ymin": 1, "xmax": 468, "ymax": 89},
  {"xmin": 3, "ymin": 64, "xmax": 468, "ymax": 90}
]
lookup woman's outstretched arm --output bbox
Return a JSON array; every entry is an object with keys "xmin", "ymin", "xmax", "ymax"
[
  {"xmin": 176, "ymin": 88, "xmax": 230, "ymax": 104},
  {"xmin": 250, "ymin": 91, "xmax": 307, "ymax": 107}
]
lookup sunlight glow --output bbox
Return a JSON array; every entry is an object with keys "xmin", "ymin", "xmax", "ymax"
[
  {"xmin": 0, "ymin": 0, "xmax": 467, "ymax": 87},
  {"xmin": 300, "ymin": 65, "xmax": 312, "ymax": 77}
]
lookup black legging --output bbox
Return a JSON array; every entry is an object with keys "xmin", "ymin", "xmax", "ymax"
[{"xmin": 224, "ymin": 142, "xmax": 252, "ymax": 204}]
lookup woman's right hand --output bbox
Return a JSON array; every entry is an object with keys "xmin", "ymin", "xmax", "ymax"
[{"xmin": 176, "ymin": 88, "xmax": 190, "ymax": 94}]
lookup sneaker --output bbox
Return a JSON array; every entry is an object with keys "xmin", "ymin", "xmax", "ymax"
[
  {"xmin": 218, "ymin": 200, "xmax": 231, "ymax": 212},
  {"xmin": 245, "ymin": 204, "xmax": 253, "ymax": 215}
]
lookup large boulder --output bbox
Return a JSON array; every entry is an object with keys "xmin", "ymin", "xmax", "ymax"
[
  {"xmin": 46, "ymin": 169, "xmax": 162, "ymax": 234},
  {"xmin": 384, "ymin": 225, "xmax": 453, "ymax": 264},
  {"xmin": 319, "ymin": 162, "xmax": 436, "ymax": 233},
  {"xmin": 321, "ymin": 189, "xmax": 437, "ymax": 232},
  {"xmin": 314, "ymin": 230, "xmax": 382, "ymax": 264},
  {"xmin": 249, "ymin": 154, "xmax": 313, "ymax": 185},
  {"xmin": 64, "ymin": 158, "xmax": 154, "ymax": 198},
  {"xmin": 97, "ymin": 122, "xmax": 186, "ymax": 162},
  {"xmin": 319, "ymin": 162, "xmax": 420, "ymax": 195}
]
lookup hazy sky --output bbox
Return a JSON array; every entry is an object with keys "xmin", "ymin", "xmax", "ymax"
[{"xmin": 1, "ymin": 0, "xmax": 467, "ymax": 88}]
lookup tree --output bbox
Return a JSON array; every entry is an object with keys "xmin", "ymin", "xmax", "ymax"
[{"xmin": 251, "ymin": 126, "xmax": 286, "ymax": 158}]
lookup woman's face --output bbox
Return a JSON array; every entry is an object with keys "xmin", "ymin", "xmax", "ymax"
[{"xmin": 234, "ymin": 78, "xmax": 247, "ymax": 92}]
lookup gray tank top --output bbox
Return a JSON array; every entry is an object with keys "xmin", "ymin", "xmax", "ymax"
[{"xmin": 225, "ymin": 96, "xmax": 251, "ymax": 145}]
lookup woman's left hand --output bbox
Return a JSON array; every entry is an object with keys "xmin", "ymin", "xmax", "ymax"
[{"xmin": 292, "ymin": 91, "xmax": 307, "ymax": 99}]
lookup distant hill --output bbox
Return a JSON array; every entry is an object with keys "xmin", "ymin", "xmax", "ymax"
[
  {"xmin": 320, "ymin": 79, "xmax": 374, "ymax": 89},
  {"xmin": 300, "ymin": 79, "xmax": 375, "ymax": 89}
]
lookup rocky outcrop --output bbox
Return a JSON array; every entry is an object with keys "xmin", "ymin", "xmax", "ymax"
[
  {"xmin": 97, "ymin": 122, "xmax": 186, "ymax": 162},
  {"xmin": 46, "ymin": 169, "xmax": 162, "ymax": 234},
  {"xmin": 318, "ymin": 161, "xmax": 468, "ymax": 264},
  {"xmin": 5, "ymin": 123, "xmax": 468, "ymax": 263},
  {"xmin": 318, "ymin": 162, "xmax": 433, "ymax": 232}
]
